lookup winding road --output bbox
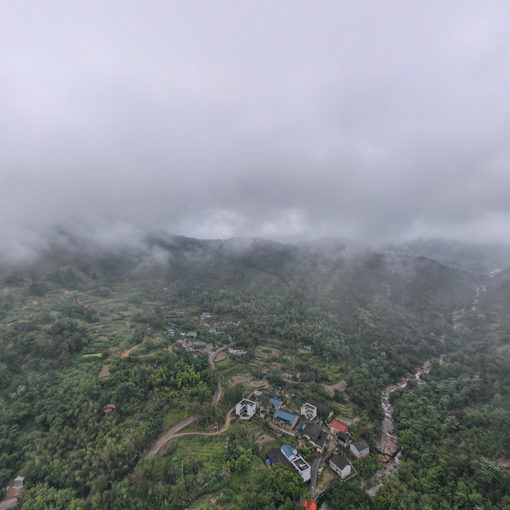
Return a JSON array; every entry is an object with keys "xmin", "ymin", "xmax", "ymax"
[
  {"xmin": 173, "ymin": 406, "xmax": 236, "ymax": 440},
  {"xmin": 148, "ymin": 344, "xmax": 231, "ymax": 456},
  {"xmin": 149, "ymin": 415, "xmax": 199, "ymax": 455}
]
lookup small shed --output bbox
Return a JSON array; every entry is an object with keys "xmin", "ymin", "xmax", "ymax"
[{"xmin": 103, "ymin": 403, "xmax": 116, "ymax": 414}]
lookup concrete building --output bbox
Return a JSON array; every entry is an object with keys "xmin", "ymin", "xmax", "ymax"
[
  {"xmin": 235, "ymin": 399, "xmax": 257, "ymax": 420},
  {"xmin": 301, "ymin": 402, "xmax": 318, "ymax": 421},
  {"xmin": 281, "ymin": 445, "xmax": 311, "ymax": 482}
]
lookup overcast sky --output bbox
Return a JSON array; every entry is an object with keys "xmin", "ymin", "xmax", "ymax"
[{"xmin": 1, "ymin": 1, "xmax": 510, "ymax": 258}]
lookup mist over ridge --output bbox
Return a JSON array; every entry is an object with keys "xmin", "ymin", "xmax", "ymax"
[{"xmin": 2, "ymin": 0, "xmax": 510, "ymax": 260}]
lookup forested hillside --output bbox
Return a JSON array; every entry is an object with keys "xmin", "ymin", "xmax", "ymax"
[{"xmin": 0, "ymin": 237, "xmax": 508, "ymax": 509}]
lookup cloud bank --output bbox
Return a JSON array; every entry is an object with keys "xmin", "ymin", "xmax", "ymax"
[{"xmin": 1, "ymin": 1, "xmax": 510, "ymax": 259}]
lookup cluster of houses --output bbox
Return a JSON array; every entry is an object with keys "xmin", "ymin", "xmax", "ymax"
[
  {"xmin": 266, "ymin": 444, "xmax": 312, "ymax": 482},
  {"xmin": 174, "ymin": 337, "xmax": 213, "ymax": 356},
  {"xmin": 168, "ymin": 313, "xmax": 242, "ymax": 359},
  {"xmin": 235, "ymin": 392, "xmax": 370, "ymax": 482},
  {"xmin": 199, "ymin": 311, "xmax": 240, "ymax": 333}
]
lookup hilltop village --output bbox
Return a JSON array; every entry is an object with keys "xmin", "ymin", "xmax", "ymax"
[
  {"xmin": 168, "ymin": 311, "xmax": 374, "ymax": 499},
  {"xmin": 236, "ymin": 392, "xmax": 369, "ymax": 483}
]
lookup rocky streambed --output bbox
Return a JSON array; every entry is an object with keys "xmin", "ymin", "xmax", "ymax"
[{"xmin": 365, "ymin": 359, "xmax": 432, "ymax": 496}]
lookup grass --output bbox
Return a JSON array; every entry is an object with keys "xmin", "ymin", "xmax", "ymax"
[
  {"xmin": 98, "ymin": 364, "xmax": 111, "ymax": 379},
  {"xmin": 163, "ymin": 407, "xmax": 188, "ymax": 429},
  {"xmin": 167, "ymin": 435, "xmax": 226, "ymax": 474},
  {"xmin": 216, "ymin": 357, "xmax": 252, "ymax": 383}
]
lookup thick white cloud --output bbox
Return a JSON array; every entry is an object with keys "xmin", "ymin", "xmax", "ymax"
[{"xmin": 1, "ymin": 0, "xmax": 510, "ymax": 257}]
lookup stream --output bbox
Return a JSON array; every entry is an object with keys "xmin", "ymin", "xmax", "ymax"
[
  {"xmin": 365, "ymin": 278, "xmax": 492, "ymax": 496},
  {"xmin": 365, "ymin": 359, "xmax": 432, "ymax": 496}
]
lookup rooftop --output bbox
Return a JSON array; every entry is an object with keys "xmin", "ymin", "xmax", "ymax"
[
  {"xmin": 266, "ymin": 447, "xmax": 293, "ymax": 468},
  {"xmin": 281, "ymin": 444, "xmax": 296, "ymax": 458},
  {"xmin": 274, "ymin": 408, "xmax": 299, "ymax": 424},
  {"xmin": 331, "ymin": 419, "xmax": 349, "ymax": 433},
  {"xmin": 270, "ymin": 396, "xmax": 283, "ymax": 408},
  {"xmin": 352, "ymin": 439, "xmax": 369, "ymax": 451},
  {"xmin": 303, "ymin": 423, "xmax": 322, "ymax": 441},
  {"xmin": 330, "ymin": 454, "xmax": 350, "ymax": 470},
  {"xmin": 308, "ymin": 399, "xmax": 333, "ymax": 417}
]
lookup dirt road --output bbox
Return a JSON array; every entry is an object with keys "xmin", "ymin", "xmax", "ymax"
[
  {"xmin": 0, "ymin": 499, "xmax": 17, "ymax": 510},
  {"xmin": 149, "ymin": 415, "xmax": 198, "ymax": 455},
  {"xmin": 173, "ymin": 407, "xmax": 235, "ymax": 439},
  {"xmin": 149, "ymin": 343, "xmax": 231, "ymax": 455}
]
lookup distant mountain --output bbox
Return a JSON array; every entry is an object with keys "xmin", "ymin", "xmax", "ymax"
[{"xmin": 385, "ymin": 238, "xmax": 510, "ymax": 274}]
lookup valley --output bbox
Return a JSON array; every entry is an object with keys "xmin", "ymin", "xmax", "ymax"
[{"xmin": 0, "ymin": 237, "xmax": 509, "ymax": 509}]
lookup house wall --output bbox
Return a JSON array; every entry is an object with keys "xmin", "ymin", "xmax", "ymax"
[
  {"xmin": 330, "ymin": 461, "xmax": 351, "ymax": 479},
  {"xmin": 350, "ymin": 445, "xmax": 369, "ymax": 458}
]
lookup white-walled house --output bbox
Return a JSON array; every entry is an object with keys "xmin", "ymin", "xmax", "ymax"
[
  {"xmin": 350, "ymin": 439, "xmax": 370, "ymax": 458},
  {"xmin": 235, "ymin": 399, "xmax": 257, "ymax": 420},
  {"xmin": 329, "ymin": 454, "xmax": 352, "ymax": 479},
  {"xmin": 228, "ymin": 347, "xmax": 247, "ymax": 356},
  {"xmin": 280, "ymin": 444, "xmax": 311, "ymax": 482}
]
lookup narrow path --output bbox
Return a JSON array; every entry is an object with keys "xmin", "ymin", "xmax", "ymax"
[
  {"xmin": 149, "ymin": 415, "xmax": 198, "ymax": 455},
  {"xmin": 212, "ymin": 381, "xmax": 223, "ymax": 405},
  {"xmin": 310, "ymin": 431, "xmax": 336, "ymax": 497},
  {"xmin": 173, "ymin": 407, "xmax": 235, "ymax": 439},
  {"xmin": 0, "ymin": 499, "xmax": 17, "ymax": 510},
  {"xmin": 209, "ymin": 344, "xmax": 229, "ymax": 405},
  {"xmin": 149, "ymin": 343, "xmax": 232, "ymax": 455}
]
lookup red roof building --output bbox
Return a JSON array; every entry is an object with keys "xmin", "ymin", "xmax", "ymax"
[
  {"xmin": 103, "ymin": 404, "xmax": 116, "ymax": 414},
  {"xmin": 303, "ymin": 500, "xmax": 317, "ymax": 510},
  {"xmin": 330, "ymin": 419, "xmax": 349, "ymax": 434}
]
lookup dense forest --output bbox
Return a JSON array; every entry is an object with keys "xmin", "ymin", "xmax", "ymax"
[{"xmin": 0, "ymin": 236, "xmax": 509, "ymax": 509}]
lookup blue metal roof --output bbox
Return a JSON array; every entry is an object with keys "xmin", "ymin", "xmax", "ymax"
[
  {"xmin": 281, "ymin": 444, "xmax": 295, "ymax": 458},
  {"xmin": 274, "ymin": 409, "xmax": 298, "ymax": 423},
  {"xmin": 270, "ymin": 397, "xmax": 282, "ymax": 408}
]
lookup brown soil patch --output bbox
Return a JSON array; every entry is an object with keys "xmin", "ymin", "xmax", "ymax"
[
  {"xmin": 324, "ymin": 379, "xmax": 347, "ymax": 395},
  {"xmin": 497, "ymin": 456, "xmax": 510, "ymax": 473},
  {"xmin": 247, "ymin": 380, "xmax": 269, "ymax": 389},
  {"xmin": 316, "ymin": 467, "xmax": 336, "ymax": 493},
  {"xmin": 214, "ymin": 351, "xmax": 227, "ymax": 363},
  {"xmin": 116, "ymin": 340, "xmax": 145, "ymax": 358},
  {"xmin": 99, "ymin": 364, "xmax": 111, "ymax": 379},
  {"xmin": 92, "ymin": 336, "xmax": 110, "ymax": 343},
  {"xmin": 230, "ymin": 373, "xmax": 268, "ymax": 389},
  {"xmin": 255, "ymin": 346, "xmax": 282, "ymax": 359},
  {"xmin": 256, "ymin": 434, "xmax": 275, "ymax": 445},
  {"xmin": 120, "ymin": 346, "xmax": 137, "ymax": 357},
  {"xmin": 230, "ymin": 373, "xmax": 252, "ymax": 386},
  {"xmin": 378, "ymin": 431, "xmax": 399, "ymax": 458}
]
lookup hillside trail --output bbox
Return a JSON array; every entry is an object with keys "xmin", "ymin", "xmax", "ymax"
[
  {"xmin": 172, "ymin": 406, "xmax": 236, "ymax": 439},
  {"xmin": 148, "ymin": 343, "xmax": 231, "ymax": 455}
]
